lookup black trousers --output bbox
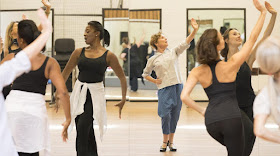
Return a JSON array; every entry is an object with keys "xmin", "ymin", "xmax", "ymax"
[
  {"xmin": 240, "ymin": 107, "xmax": 256, "ymax": 156},
  {"xmin": 18, "ymin": 152, "xmax": 39, "ymax": 156},
  {"xmin": 75, "ymin": 90, "xmax": 98, "ymax": 156},
  {"xmin": 206, "ymin": 117, "xmax": 244, "ymax": 156},
  {"xmin": 129, "ymin": 76, "xmax": 138, "ymax": 92}
]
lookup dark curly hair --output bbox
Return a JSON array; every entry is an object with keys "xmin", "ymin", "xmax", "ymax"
[{"xmin": 196, "ymin": 29, "xmax": 220, "ymax": 64}]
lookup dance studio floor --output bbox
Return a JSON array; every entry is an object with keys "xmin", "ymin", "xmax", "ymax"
[{"xmin": 46, "ymin": 101, "xmax": 280, "ymax": 156}]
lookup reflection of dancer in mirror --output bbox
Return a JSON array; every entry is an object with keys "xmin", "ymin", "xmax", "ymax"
[
  {"xmin": 0, "ymin": 8, "xmax": 52, "ymax": 156},
  {"xmin": 142, "ymin": 18, "xmax": 198, "ymax": 152},
  {"xmin": 62, "ymin": 21, "xmax": 127, "ymax": 156},
  {"xmin": 253, "ymin": 36, "xmax": 280, "ymax": 143},
  {"xmin": 220, "ymin": 2, "xmax": 276, "ymax": 155},
  {"xmin": 2, "ymin": 11, "xmax": 71, "ymax": 156},
  {"xmin": 181, "ymin": 0, "xmax": 266, "ymax": 155},
  {"xmin": 1, "ymin": 0, "xmax": 51, "ymax": 99},
  {"xmin": 120, "ymin": 37, "xmax": 130, "ymax": 76},
  {"xmin": 129, "ymin": 31, "xmax": 146, "ymax": 92}
]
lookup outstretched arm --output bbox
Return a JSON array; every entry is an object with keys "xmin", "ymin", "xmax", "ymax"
[
  {"xmin": 107, "ymin": 51, "xmax": 127, "ymax": 119},
  {"xmin": 61, "ymin": 48, "xmax": 82, "ymax": 82},
  {"xmin": 175, "ymin": 18, "xmax": 198, "ymax": 55},
  {"xmin": 38, "ymin": 0, "xmax": 51, "ymax": 31},
  {"xmin": 229, "ymin": 0, "xmax": 266, "ymax": 71},
  {"xmin": 136, "ymin": 30, "xmax": 146, "ymax": 48},
  {"xmin": 48, "ymin": 58, "xmax": 71, "ymax": 142},
  {"xmin": 181, "ymin": 70, "xmax": 206, "ymax": 116},
  {"xmin": 247, "ymin": 1, "xmax": 277, "ymax": 69}
]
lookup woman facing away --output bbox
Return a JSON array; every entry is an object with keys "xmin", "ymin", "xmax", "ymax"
[
  {"xmin": 180, "ymin": 0, "xmax": 266, "ymax": 155},
  {"xmin": 253, "ymin": 36, "xmax": 280, "ymax": 143},
  {"xmin": 0, "ymin": 8, "xmax": 52, "ymax": 156},
  {"xmin": 2, "ymin": 12, "xmax": 70, "ymax": 156},
  {"xmin": 62, "ymin": 21, "xmax": 127, "ymax": 156},
  {"xmin": 142, "ymin": 18, "xmax": 198, "ymax": 152},
  {"xmin": 220, "ymin": 2, "xmax": 277, "ymax": 155},
  {"xmin": 1, "ymin": 0, "xmax": 51, "ymax": 99}
]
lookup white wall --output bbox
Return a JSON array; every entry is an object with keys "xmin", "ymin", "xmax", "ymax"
[{"xmin": 128, "ymin": 0, "xmax": 280, "ymax": 94}]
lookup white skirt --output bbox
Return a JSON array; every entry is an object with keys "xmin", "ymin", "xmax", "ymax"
[{"xmin": 5, "ymin": 90, "xmax": 50, "ymax": 155}]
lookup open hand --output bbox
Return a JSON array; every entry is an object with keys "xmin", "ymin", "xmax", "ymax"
[
  {"xmin": 253, "ymin": 0, "xmax": 266, "ymax": 13},
  {"xmin": 265, "ymin": 1, "xmax": 277, "ymax": 14},
  {"xmin": 42, "ymin": 0, "xmax": 51, "ymax": 9},
  {"xmin": 61, "ymin": 119, "xmax": 71, "ymax": 142},
  {"xmin": 190, "ymin": 18, "xmax": 199, "ymax": 31},
  {"xmin": 114, "ymin": 100, "xmax": 125, "ymax": 119}
]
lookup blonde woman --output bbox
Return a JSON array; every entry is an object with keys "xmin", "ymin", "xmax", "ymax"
[
  {"xmin": 142, "ymin": 19, "xmax": 198, "ymax": 152},
  {"xmin": 253, "ymin": 36, "xmax": 280, "ymax": 143}
]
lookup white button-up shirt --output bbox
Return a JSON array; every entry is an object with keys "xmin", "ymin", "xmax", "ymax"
[
  {"xmin": 142, "ymin": 40, "xmax": 190, "ymax": 89},
  {"xmin": 0, "ymin": 51, "xmax": 31, "ymax": 156}
]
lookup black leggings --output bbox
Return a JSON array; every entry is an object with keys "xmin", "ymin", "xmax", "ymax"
[
  {"xmin": 75, "ymin": 90, "xmax": 98, "ymax": 156},
  {"xmin": 240, "ymin": 107, "xmax": 256, "ymax": 156},
  {"xmin": 18, "ymin": 152, "xmax": 39, "ymax": 156},
  {"xmin": 206, "ymin": 117, "xmax": 244, "ymax": 156}
]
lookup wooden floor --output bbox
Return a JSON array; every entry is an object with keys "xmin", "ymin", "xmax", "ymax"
[{"xmin": 46, "ymin": 101, "xmax": 280, "ymax": 156}]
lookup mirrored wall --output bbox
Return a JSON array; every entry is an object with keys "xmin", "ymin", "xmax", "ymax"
[{"xmin": 103, "ymin": 9, "xmax": 161, "ymax": 101}]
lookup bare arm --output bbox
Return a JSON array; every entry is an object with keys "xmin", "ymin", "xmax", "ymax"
[
  {"xmin": 61, "ymin": 48, "xmax": 82, "ymax": 82},
  {"xmin": 254, "ymin": 114, "xmax": 280, "ymax": 143},
  {"xmin": 181, "ymin": 70, "xmax": 206, "ymax": 116},
  {"xmin": 107, "ymin": 51, "xmax": 127, "ymax": 119},
  {"xmin": 48, "ymin": 58, "xmax": 71, "ymax": 142},
  {"xmin": 0, "ymin": 37, "xmax": 3, "ymax": 55},
  {"xmin": 175, "ymin": 18, "xmax": 198, "ymax": 55},
  {"xmin": 229, "ymin": 0, "xmax": 266, "ymax": 71},
  {"xmin": 0, "ymin": 53, "xmax": 15, "ymax": 65},
  {"xmin": 38, "ymin": 0, "xmax": 51, "ymax": 31},
  {"xmin": 136, "ymin": 31, "xmax": 146, "ymax": 48},
  {"xmin": 247, "ymin": 1, "xmax": 277, "ymax": 69}
]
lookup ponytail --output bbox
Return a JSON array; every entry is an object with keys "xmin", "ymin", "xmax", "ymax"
[{"xmin": 103, "ymin": 29, "xmax": 110, "ymax": 47}]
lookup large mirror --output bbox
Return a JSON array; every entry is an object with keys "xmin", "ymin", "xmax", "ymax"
[
  {"xmin": 128, "ymin": 9, "xmax": 161, "ymax": 101},
  {"xmin": 103, "ymin": 8, "xmax": 129, "ymax": 100},
  {"xmin": 186, "ymin": 8, "xmax": 246, "ymax": 101}
]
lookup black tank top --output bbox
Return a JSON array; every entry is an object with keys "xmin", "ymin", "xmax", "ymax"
[
  {"xmin": 77, "ymin": 48, "xmax": 108, "ymax": 83},
  {"xmin": 204, "ymin": 61, "xmax": 241, "ymax": 125},
  {"xmin": 12, "ymin": 57, "xmax": 49, "ymax": 95},
  {"xmin": 8, "ymin": 47, "xmax": 21, "ymax": 54},
  {"xmin": 236, "ymin": 62, "xmax": 256, "ymax": 107}
]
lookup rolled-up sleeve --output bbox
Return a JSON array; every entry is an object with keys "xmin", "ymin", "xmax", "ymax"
[
  {"xmin": 142, "ymin": 58, "xmax": 154, "ymax": 78},
  {"xmin": 0, "ymin": 51, "xmax": 31, "ymax": 90},
  {"xmin": 173, "ymin": 40, "xmax": 191, "ymax": 55}
]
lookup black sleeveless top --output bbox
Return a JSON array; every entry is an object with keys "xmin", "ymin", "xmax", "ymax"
[
  {"xmin": 12, "ymin": 57, "xmax": 49, "ymax": 95},
  {"xmin": 204, "ymin": 61, "xmax": 241, "ymax": 125},
  {"xmin": 236, "ymin": 62, "xmax": 256, "ymax": 107},
  {"xmin": 77, "ymin": 48, "xmax": 108, "ymax": 83},
  {"xmin": 9, "ymin": 47, "xmax": 21, "ymax": 54}
]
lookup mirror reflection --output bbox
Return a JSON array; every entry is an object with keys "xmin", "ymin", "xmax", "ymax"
[{"xmin": 128, "ymin": 9, "xmax": 161, "ymax": 101}]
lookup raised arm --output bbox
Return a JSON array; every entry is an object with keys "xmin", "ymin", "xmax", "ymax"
[
  {"xmin": 247, "ymin": 1, "xmax": 277, "ymax": 69},
  {"xmin": 175, "ymin": 18, "xmax": 198, "ymax": 55},
  {"xmin": 48, "ymin": 58, "xmax": 71, "ymax": 142},
  {"xmin": 229, "ymin": 0, "xmax": 266, "ymax": 70},
  {"xmin": 61, "ymin": 48, "xmax": 82, "ymax": 82},
  {"xmin": 107, "ymin": 51, "xmax": 127, "ymax": 119},
  {"xmin": 180, "ymin": 70, "xmax": 206, "ymax": 116},
  {"xmin": 38, "ymin": 0, "xmax": 51, "ymax": 31},
  {"xmin": 136, "ymin": 30, "xmax": 146, "ymax": 48}
]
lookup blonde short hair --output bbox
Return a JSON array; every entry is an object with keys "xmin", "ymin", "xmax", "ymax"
[{"xmin": 150, "ymin": 31, "xmax": 162, "ymax": 50}]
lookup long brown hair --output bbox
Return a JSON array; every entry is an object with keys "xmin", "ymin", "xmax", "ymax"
[{"xmin": 196, "ymin": 29, "xmax": 220, "ymax": 64}]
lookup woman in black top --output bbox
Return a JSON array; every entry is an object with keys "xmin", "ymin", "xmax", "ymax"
[
  {"xmin": 62, "ymin": 21, "xmax": 127, "ymax": 156},
  {"xmin": 2, "ymin": 13, "xmax": 70, "ymax": 156},
  {"xmin": 221, "ymin": 2, "xmax": 277, "ymax": 155},
  {"xmin": 181, "ymin": 0, "xmax": 266, "ymax": 155}
]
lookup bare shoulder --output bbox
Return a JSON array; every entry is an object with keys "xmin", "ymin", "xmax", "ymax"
[
  {"xmin": 191, "ymin": 64, "xmax": 209, "ymax": 76},
  {"xmin": 46, "ymin": 57, "xmax": 60, "ymax": 68},
  {"xmin": 72, "ymin": 48, "xmax": 83, "ymax": 56}
]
